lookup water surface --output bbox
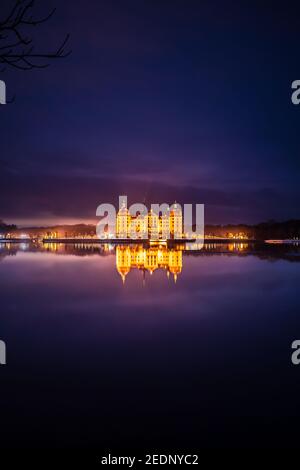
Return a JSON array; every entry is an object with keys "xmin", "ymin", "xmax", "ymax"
[{"xmin": 0, "ymin": 242, "xmax": 299, "ymax": 448}]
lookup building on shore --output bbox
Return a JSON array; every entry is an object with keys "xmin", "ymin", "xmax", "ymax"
[{"xmin": 116, "ymin": 202, "xmax": 183, "ymax": 240}]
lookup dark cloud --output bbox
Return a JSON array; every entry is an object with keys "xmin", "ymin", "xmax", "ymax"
[
  {"xmin": 1, "ymin": 166, "xmax": 298, "ymax": 225},
  {"xmin": 1, "ymin": 0, "xmax": 300, "ymax": 225}
]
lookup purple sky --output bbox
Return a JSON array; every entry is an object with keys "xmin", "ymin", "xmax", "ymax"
[{"xmin": 1, "ymin": 0, "xmax": 300, "ymax": 226}]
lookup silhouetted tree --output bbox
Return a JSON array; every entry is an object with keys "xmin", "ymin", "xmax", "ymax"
[
  {"xmin": 0, "ymin": 220, "xmax": 17, "ymax": 230},
  {"xmin": 0, "ymin": 0, "xmax": 70, "ymax": 71}
]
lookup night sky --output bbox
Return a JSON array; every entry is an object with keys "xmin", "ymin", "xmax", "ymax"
[{"xmin": 1, "ymin": 0, "xmax": 300, "ymax": 226}]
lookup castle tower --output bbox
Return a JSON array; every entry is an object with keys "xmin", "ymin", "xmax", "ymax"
[
  {"xmin": 144, "ymin": 247, "xmax": 159, "ymax": 274},
  {"xmin": 116, "ymin": 246, "xmax": 131, "ymax": 283},
  {"xmin": 170, "ymin": 202, "xmax": 183, "ymax": 239},
  {"xmin": 116, "ymin": 203, "xmax": 131, "ymax": 238},
  {"xmin": 148, "ymin": 209, "xmax": 159, "ymax": 241},
  {"xmin": 160, "ymin": 209, "xmax": 170, "ymax": 240},
  {"xmin": 168, "ymin": 249, "xmax": 182, "ymax": 282}
]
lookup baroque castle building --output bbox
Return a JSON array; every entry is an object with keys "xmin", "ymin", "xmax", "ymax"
[{"xmin": 116, "ymin": 203, "xmax": 183, "ymax": 240}]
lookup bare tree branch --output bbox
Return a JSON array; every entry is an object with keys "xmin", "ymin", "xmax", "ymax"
[{"xmin": 0, "ymin": 0, "xmax": 71, "ymax": 72}]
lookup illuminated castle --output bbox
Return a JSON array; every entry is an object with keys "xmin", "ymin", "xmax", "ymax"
[
  {"xmin": 116, "ymin": 245, "xmax": 183, "ymax": 283},
  {"xmin": 116, "ymin": 203, "xmax": 183, "ymax": 240}
]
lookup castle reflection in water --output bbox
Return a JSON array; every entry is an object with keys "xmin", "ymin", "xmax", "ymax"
[
  {"xmin": 6, "ymin": 240, "xmax": 300, "ymax": 286},
  {"xmin": 116, "ymin": 244, "xmax": 183, "ymax": 283}
]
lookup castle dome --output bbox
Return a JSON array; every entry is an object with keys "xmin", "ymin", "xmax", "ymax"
[
  {"xmin": 118, "ymin": 203, "xmax": 129, "ymax": 216},
  {"xmin": 170, "ymin": 201, "xmax": 182, "ymax": 214}
]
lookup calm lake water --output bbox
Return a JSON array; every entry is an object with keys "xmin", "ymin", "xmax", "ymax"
[{"xmin": 0, "ymin": 242, "xmax": 300, "ymax": 449}]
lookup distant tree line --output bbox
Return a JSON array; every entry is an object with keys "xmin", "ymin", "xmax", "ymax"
[
  {"xmin": 205, "ymin": 220, "xmax": 300, "ymax": 240},
  {"xmin": 0, "ymin": 220, "xmax": 17, "ymax": 231},
  {"xmin": 2, "ymin": 219, "xmax": 300, "ymax": 240}
]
